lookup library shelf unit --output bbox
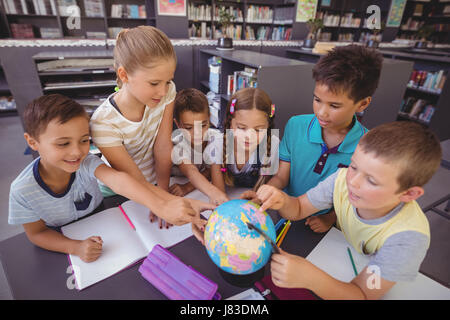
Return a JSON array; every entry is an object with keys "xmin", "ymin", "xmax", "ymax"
[
  {"xmin": 380, "ymin": 48, "xmax": 450, "ymax": 141},
  {"xmin": 0, "ymin": 61, "xmax": 17, "ymax": 116},
  {"xmin": 32, "ymin": 49, "xmax": 115, "ymax": 116},
  {"xmin": 291, "ymin": 0, "xmax": 398, "ymax": 44},
  {"xmin": 0, "ymin": 0, "xmax": 156, "ymax": 39},
  {"xmin": 198, "ymin": 48, "xmax": 314, "ymax": 136},
  {"xmin": 396, "ymin": 0, "xmax": 450, "ymax": 45},
  {"xmin": 285, "ymin": 47, "xmax": 415, "ymax": 131},
  {"xmin": 188, "ymin": 0, "xmax": 296, "ymax": 41}
]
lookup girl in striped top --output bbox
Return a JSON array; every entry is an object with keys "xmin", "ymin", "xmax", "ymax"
[{"xmin": 90, "ymin": 26, "xmax": 213, "ymax": 228}]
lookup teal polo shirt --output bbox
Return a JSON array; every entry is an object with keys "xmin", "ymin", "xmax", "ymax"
[{"xmin": 279, "ymin": 114, "xmax": 368, "ymax": 198}]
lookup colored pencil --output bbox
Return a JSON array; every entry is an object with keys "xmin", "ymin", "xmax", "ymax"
[
  {"xmin": 276, "ymin": 220, "xmax": 289, "ymax": 243},
  {"xmin": 347, "ymin": 247, "xmax": 358, "ymax": 276},
  {"xmin": 119, "ymin": 204, "xmax": 136, "ymax": 231},
  {"xmin": 276, "ymin": 220, "xmax": 291, "ymax": 247}
]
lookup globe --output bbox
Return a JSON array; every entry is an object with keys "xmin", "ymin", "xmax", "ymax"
[{"xmin": 204, "ymin": 199, "xmax": 276, "ymax": 275}]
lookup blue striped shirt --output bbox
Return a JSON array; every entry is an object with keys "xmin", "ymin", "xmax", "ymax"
[{"xmin": 9, "ymin": 154, "xmax": 104, "ymax": 227}]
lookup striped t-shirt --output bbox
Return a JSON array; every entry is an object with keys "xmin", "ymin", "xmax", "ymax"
[
  {"xmin": 9, "ymin": 154, "xmax": 104, "ymax": 227},
  {"xmin": 90, "ymin": 81, "xmax": 176, "ymax": 184}
]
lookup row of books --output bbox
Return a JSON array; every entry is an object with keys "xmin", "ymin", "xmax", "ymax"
[
  {"xmin": 246, "ymin": 5, "xmax": 273, "ymax": 23},
  {"xmin": 339, "ymin": 13, "xmax": 361, "ymax": 28},
  {"xmin": 271, "ymin": 26, "xmax": 291, "ymax": 41},
  {"xmin": 214, "ymin": 25, "xmax": 242, "ymax": 40},
  {"xmin": 110, "ymin": 4, "xmax": 146, "ymax": 19},
  {"xmin": 407, "ymin": 70, "xmax": 447, "ymax": 94},
  {"xmin": 400, "ymin": 18, "xmax": 424, "ymax": 31},
  {"xmin": 273, "ymin": 6, "xmax": 294, "ymax": 25},
  {"xmin": 317, "ymin": 12, "xmax": 340, "ymax": 27},
  {"xmin": 189, "ymin": 22, "xmax": 211, "ymax": 39},
  {"xmin": 188, "ymin": 3, "xmax": 212, "ymax": 21},
  {"xmin": 227, "ymin": 67, "xmax": 258, "ymax": 95},
  {"xmin": 359, "ymin": 32, "xmax": 382, "ymax": 43},
  {"xmin": 2, "ymin": 0, "xmax": 56, "ymax": 15},
  {"xmin": 213, "ymin": 6, "xmax": 243, "ymax": 23},
  {"xmin": 399, "ymin": 97, "xmax": 436, "ymax": 123}
]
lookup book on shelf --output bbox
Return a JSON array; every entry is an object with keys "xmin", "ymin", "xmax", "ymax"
[
  {"xmin": 408, "ymin": 70, "xmax": 447, "ymax": 94},
  {"xmin": 232, "ymin": 67, "xmax": 258, "ymax": 94},
  {"xmin": 10, "ymin": 23, "xmax": 35, "ymax": 38},
  {"xmin": 273, "ymin": 6, "xmax": 294, "ymax": 24},
  {"xmin": 39, "ymin": 27, "xmax": 61, "ymax": 38},
  {"xmin": 413, "ymin": 4, "xmax": 424, "ymax": 17},
  {"xmin": 188, "ymin": 3, "xmax": 212, "ymax": 21},
  {"xmin": 110, "ymin": 4, "xmax": 146, "ymax": 18},
  {"xmin": 271, "ymin": 26, "xmax": 291, "ymax": 40},
  {"xmin": 246, "ymin": 5, "xmax": 273, "ymax": 24},
  {"xmin": 399, "ymin": 97, "xmax": 435, "ymax": 123},
  {"xmin": 213, "ymin": 5, "xmax": 243, "ymax": 23},
  {"xmin": 3, "ymin": 0, "xmax": 56, "ymax": 15},
  {"xmin": 84, "ymin": 0, "xmax": 104, "ymax": 17},
  {"xmin": 57, "ymin": 0, "xmax": 77, "ymax": 17}
]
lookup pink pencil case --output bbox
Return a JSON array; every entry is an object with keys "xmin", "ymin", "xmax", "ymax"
[{"xmin": 139, "ymin": 244, "xmax": 221, "ymax": 300}]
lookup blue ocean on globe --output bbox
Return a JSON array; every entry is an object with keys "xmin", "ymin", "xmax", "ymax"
[{"xmin": 204, "ymin": 199, "xmax": 276, "ymax": 275}]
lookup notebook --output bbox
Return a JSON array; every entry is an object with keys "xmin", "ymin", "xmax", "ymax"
[
  {"xmin": 61, "ymin": 179, "xmax": 248, "ymax": 290},
  {"xmin": 306, "ymin": 227, "xmax": 450, "ymax": 300},
  {"xmin": 61, "ymin": 200, "xmax": 195, "ymax": 290}
]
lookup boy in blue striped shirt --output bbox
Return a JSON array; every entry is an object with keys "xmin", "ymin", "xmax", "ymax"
[{"xmin": 9, "ymin": 94, "xmax": 213, "ymax": 262}]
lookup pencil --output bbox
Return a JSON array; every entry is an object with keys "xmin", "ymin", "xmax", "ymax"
[
  {"xmin": 347, "ymin": 247, "xmax": 358, "ymax": 276},
  {"xmin": 276, "ymin": 220, "xmax": 291, "ymax": 247},
  {"xmin": 276, "ymin": 220, "xmax": 289, "ymax": 243},
  {"xmin": 119, "ymin": 204, "xmax": 136, "ymax": 231}
]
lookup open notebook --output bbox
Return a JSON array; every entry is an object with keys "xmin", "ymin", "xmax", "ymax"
[
  {"xmin": 61, "ymin": 179, "xmax": 247, "ymax": 290},
  {"xmin": 306, "ymin": 227, "xmax": 450, "ymax": 300},
  {"xmin": 61, "ymin": 200, "xmax": 195, "ymax": 290}
]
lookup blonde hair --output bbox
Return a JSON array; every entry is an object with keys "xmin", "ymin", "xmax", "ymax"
[{"xmin": 114, "ymin": 26, "xmax": 177, "ymax": 88}]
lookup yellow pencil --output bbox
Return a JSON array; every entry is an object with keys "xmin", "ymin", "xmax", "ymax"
[
  {"xmin": 276, "ymin": 220, "xmax": 290, "ymax": 243},
  {"xmin": 276, "ymin": 220, "xmax": 291, "ymax": 247}
]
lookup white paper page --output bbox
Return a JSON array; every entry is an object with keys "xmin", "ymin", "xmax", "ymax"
[
  {"xmin": 61, "ymin": 207, "xmax": 148, "ymax": 290},
  {"xmin": 306, "ymin": 227, "xmax": 450, "ymax": 300},
  {"xmin": 120, "ymin": 200, "xmax": 194, "ymax": 252}
]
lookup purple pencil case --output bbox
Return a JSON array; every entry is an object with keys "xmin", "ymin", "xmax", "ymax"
[{"xmin": 139, "ymin": 245, "xmax": 221, "ymax": 300}]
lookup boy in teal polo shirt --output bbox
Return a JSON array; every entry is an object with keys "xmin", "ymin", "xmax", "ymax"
[{"xmin": 267, "ymin": 45, "xmax": 383, "ymax": 232}]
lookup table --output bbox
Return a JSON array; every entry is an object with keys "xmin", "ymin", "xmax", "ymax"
[{"xmin": 0, "ymin": 190, "xmax": 325, "ymax": 300}]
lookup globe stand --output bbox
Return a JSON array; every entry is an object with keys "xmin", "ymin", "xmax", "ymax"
[{"xmin": 218, "ymin": 267, "xmax": 265, "ymax": 288}]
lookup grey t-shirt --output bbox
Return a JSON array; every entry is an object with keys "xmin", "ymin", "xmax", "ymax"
[{"xmin": 306, "ymin": 171, "xmax": 429, "ymax": 282}]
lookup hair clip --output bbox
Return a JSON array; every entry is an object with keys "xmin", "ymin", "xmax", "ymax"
[
  {"xmin": 220, "ymin": 167, "xmax": 227, "ymax": 173},
  {"xmin": 270, "ymin": 104, "xmax": 275, "ymax": 118},
  {"xmin": 230, "ymin": 99, "xmax": 237, "ymax": 115}
]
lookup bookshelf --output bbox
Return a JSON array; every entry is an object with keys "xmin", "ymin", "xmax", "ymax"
[
  {"xmin": 396, "ymin": 0, "xmax": 450, "ymax": 45},
  {"xmin": 0, "ymin": 0, "xmax": 155, "ymax": 39},
  {"xmin": 32, "ymin": 50, "xmax": 115, "ymax": 116},
  {"xmin": 198, "ymin": 48, "xmax": 314, "ymax": 136},
  {"xmin": 0, "ymin": 62, "xmax": 17, "ymax": 116},
  {"xmin": 188, "ymin": 0, "xmax": 296, "ymax": 40},
  {"xmin": 313, "ymin": 0, "xmax": 391, "ymax": 43},
  {"xmin": 380, "ymin": 49, "xmax": 450, "ymax": 141}
]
